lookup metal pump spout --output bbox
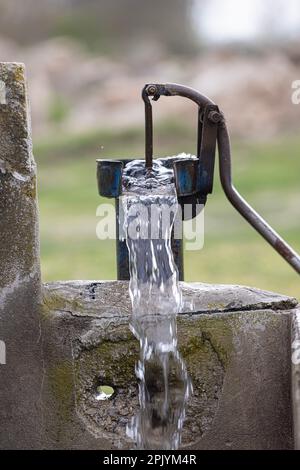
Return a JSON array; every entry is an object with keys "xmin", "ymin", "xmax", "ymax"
[{"xmin": 97, "ymin": 83, "xmax": 300, "ymax": 279}]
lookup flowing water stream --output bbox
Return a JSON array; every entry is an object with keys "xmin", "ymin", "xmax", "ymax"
[{"xmin": 121, "ymin": 158, "xmax": 193, "ymax": 450}]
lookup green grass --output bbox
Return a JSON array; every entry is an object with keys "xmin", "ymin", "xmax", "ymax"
[
  {"xmin": 47, "ymin": 94, "xmax": 70, "ymax": 124},
  {"xmin": 35, "ymin": 123, "xmax": 300, "ymax": 298}
]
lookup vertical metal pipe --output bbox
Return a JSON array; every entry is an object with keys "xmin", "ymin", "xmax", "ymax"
[
  {"xmin": 115, "ymin": 199, "xmax": 130, "ymax": 280},
  {"xmin": 142, "ymin": 88, "xmax": 153, "ymax": 169},
  {"xmin": 171, "ymin": 233, "xmax": 184, "ymax": 281}
]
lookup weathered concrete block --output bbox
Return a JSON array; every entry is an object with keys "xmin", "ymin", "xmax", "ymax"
[
  {"xmin": 292, "ymin": 309, "xmax": 300, "ymax": 450},
  {"xmin": 40, "ymin": 281, "xmax": 298, "ymax": 450},
  {"xmin": 0, "ymin": 62, "xmax": 42, "ymax": 449}
]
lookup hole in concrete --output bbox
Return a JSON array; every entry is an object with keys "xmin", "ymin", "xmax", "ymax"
[
  {"xmin": 87, "ymin": 282, "xmax": 98, "ymax": 300},
  {"xmin": 95, "ymin": 385, "xmax": 115, "ymax": 401}
]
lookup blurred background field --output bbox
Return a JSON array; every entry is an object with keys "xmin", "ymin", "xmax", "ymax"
[
  {"xmin": 35, "ymin": 126, "xmax": 300, "ymax": 298},
  {"xmin": 1, "ymin": 0, "xmax": 299, "ymax": 297}
]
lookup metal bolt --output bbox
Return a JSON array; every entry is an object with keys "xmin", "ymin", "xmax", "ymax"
[
  {"xmin": 208, "ymin": 110, "xmax": 222, "ymax": 123},
  {"xmin": 146, "ymin": 85, "xmax": 157, "ymax": 95}
]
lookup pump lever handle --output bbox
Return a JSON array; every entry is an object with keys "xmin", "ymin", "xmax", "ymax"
[
  {"xmin": 142, "ymin": 83, "xmax": 217, "ymax": 169},
  {"xmin": 142, "ymin": 83, "xmax": 300, "ymax": 274},
  {"xmin": 217, "ymin": 123, "xmax": 300, "ymax": 275}
]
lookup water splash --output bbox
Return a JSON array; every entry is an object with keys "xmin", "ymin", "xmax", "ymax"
[{"xmin": 122, "ymin": 158, "xmax": 193, "ymax": 450}]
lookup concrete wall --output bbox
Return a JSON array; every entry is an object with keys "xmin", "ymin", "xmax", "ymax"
[
  {"xmin": 39, "ymin": 280, "xmax": 297, "ymax": 450},
  {"xmin": 292, "ymin": 308, "xmax": 300, "ymax": 449}
]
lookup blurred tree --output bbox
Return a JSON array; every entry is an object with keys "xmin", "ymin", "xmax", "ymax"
[
  {"xmin": 0, "ymin": 0, "xmax": 60, "ymax": 43},
  {"xmin": 0, "ymin": 0, "xmax": 198, "ymax": 55}
]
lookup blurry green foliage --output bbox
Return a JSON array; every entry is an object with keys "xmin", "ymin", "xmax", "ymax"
[{"xmin": 48, "ymin": 94, "xmax": 70, "ymax": 124}]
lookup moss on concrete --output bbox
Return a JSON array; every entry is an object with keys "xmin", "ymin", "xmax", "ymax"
[
  {"xmin": 178, "ymin": 315, "xmax": 234, "ymax": 368},
  {"xmin": 22, "ymin": 175, "xmax": 37, "ymax": 199},
  {"xmin": 75, "ymin": 336, "xmax": 138, "ymax": 388},
  {"xmin": 47, "ymin": 361, "xmax": 74, "ymax": 439},
  {"xmin": 13, "ymin": 64, "xmax": 25, "ymax": 84},
  {"xmin": 41, "ymin": 291, "xmax": 68, "ymax": 318},
  {"xmin": 41, "ymin": 289, "xmax": 84, "ymax": 318}
]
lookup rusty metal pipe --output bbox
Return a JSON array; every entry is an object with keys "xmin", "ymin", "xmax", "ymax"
[
  {"xmin": 161, "ymin": 82, "xmax": 214, "ymax": 107},
  {"xmin": 142, "ymin": 83, "xmax": 215, "ymax": 169},
  {"xmin": 143, "ymin": 82, "xmax": 215, "ymax": 106},
  {"xmin": 142, "ymin": 86, "xmax": 153, "ymax": 169},
  {"xmin": 217, "ymin": 122, "xmax": 300, "ymax": 274},
  {"xmin": 142, "ymin": 82, "xmax": 300, "ymax": 274}
]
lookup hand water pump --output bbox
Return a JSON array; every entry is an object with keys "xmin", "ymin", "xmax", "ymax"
[{"xmin": 97, "ymin": 83, "xmax": 300, "ymax": 280}]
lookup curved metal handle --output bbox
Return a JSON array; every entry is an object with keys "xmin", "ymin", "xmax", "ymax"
[
  {"xmin": 141, "ymin": 82, "xmax": 300, "ymax": 274},
  {"xmin": 217, "ymin": 122, "xmax": 300, "ymax": 275},
  {"xmin": 143, "ymin": 82, "xmax": 215, "ymax": 107},
  {"xmin": 142, "ymin": 83, "xmax": 216, "ymax": 169}
]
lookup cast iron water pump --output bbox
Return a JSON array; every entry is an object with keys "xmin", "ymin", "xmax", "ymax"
[{"xmin": 97, "ymin": 83, "xmax": 300, "ymax": 280}]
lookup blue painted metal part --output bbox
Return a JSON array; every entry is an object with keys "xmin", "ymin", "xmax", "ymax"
[
  {"xmin": 96, "ymin": 159, "xmax": 123, "ymax": 198},
  {"xmin": 173, "ymin": 158, "xmax": 198, "ymax": 196},
  {"xmin": 97, "ymin": 157, "xmax": 185, "ymax": 281}
]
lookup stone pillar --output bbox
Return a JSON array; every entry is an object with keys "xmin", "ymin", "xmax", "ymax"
[
  {"xmin": 0, "ymin": 63, "xmax": 43, "ymax": 449},
  {"xmin": 292, "ymin": 309, "xmax": 300, "ymax": 449}
]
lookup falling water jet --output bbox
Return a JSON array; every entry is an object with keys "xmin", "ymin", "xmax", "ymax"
[{"xmin": 122, "ymin": 159, "xmax": 193, "ymax": 450}]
